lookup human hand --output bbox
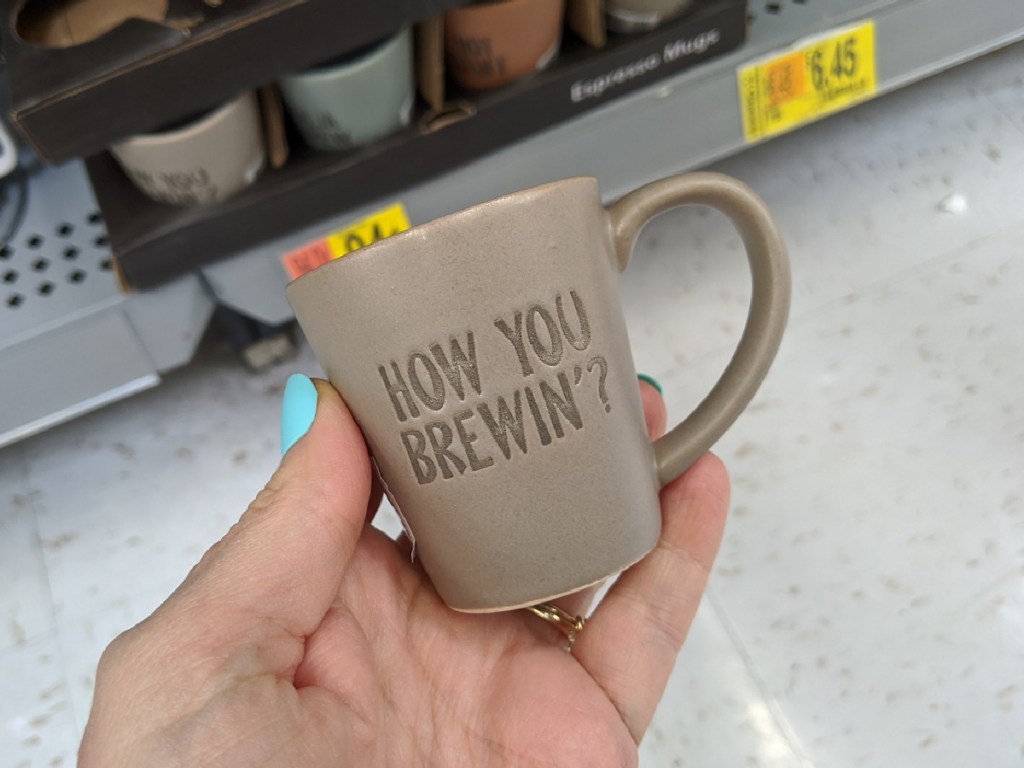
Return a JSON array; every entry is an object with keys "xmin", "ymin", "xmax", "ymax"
[{"xmin": 80, "ymin": 376, "xmax": 729, "ymax": 767}]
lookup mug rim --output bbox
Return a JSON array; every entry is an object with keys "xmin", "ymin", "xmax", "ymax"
[
  {"xmin": 112, "ymin": 92, "xmax": 253, "ymax": 149},
  {"xmin": 446, "ymin": 0, "xmax": 560, "ymax": 17},
  {"xmin": 283, "ymin": 28, "xmax": 410, "ymax": 84},
  {"xmin": 286, "ymin": 176, "xmax": 599, "ymax": 292}
]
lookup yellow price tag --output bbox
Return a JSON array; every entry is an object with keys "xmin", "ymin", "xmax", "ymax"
[
  {"xmin": 325, "ymin": 203, "xmax": 411, "ymax": 259},
  {"xmin": 738, "ymin": 20, "xmax": 877, "ymax": 143},
  {"xmin": 283, "ymin": 203, "xmax": 411, "ymax": 280}
]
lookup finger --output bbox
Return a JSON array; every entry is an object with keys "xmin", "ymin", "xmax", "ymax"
[
  {"xmin": 527, "ymin": 378, "xmax": 669, "ymax": 645},
  {"xmin": 364, "ymin": 467, "xmax": 384, "ymax": 525},
  {"xmin": 638, "ymin": 378, "xmax": 667, "ymax": 440},
  {"xmin": 395, "ymin": 530, "xmax": 414, "ymax": 557},
  {"xmin": 559, "ymin": 381, "xmax": 666, "ymax": 616},
  {"xmin": 572, "ymin": 452, "xmax": 730, "ymax": 743},
  {"xmin": 157, "ymin": 378, "xmax": 373, "ymax": 646}
]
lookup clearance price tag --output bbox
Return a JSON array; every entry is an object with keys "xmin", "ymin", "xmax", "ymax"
[
  {"xmin": 282, "ymin": 203, "xmax": 411, "ymax": 280},
  {"xmin": 738, "ymin": 20, "xmax": 877, "ymax": 143}
]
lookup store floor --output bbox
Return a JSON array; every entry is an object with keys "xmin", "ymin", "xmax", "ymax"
[{"xmin": 2, "ymin": 44, "xmax": 1022, "ymax": 768}]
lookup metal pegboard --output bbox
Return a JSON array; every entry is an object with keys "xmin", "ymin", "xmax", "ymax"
[
  {"xmin": 0, "ymin": 159, "xmax": 214, "ymax": 447},
  {"xmin": 203, "ymin": 0, "xmax": 1024, "ymax": 325},
  {"xmin": 0, "ymin": 161, "xmax": 120, "ymax": 348}
]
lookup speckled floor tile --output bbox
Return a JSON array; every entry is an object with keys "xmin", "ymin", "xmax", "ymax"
[
  {"xmin": 640, "ymin": 601, "xmax": 808, "ymax": 767},
  {"xmin": 0, "ymin": 451, "xmax": 53, "ymax": 651},
  {"xmin": 646, "ymin": 213, "xmax": 1023, "ymax": 768},
  {"xmin": 0, "ymin": 632, "xmax": 79, "ymax": 768}
]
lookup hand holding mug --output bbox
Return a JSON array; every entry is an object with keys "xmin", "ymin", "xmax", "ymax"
[
  {"xmin": 80, "ymin": 374, "xmax": 731, "ymax": 766},
  {"xmin": 287, "ymin": 171, "xmax": 790, "ymax": 611}
]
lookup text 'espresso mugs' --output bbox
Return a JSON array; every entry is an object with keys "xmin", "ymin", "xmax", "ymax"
[{"xmin": 287, "ymin": 172, "xmax": 790, "ymax": 612}]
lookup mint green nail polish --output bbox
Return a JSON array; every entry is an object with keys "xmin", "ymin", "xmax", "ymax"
[
  {"xmin": 281, "ymin": 374, "xmax": 318, "ymax": 455},
  {"xmin": 637, "ymin": 373, "xmax": 663, "ymax": 395}
]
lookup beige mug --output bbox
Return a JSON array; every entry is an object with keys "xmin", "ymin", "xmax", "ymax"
[
  {"xmin": 287, "ymin": 172, "xmax": 790, "ymax": 612},
  {"xmin": 110, "ymin": 92, "xmax": 265, "ymax": 206},
  {"xmin": 444, "ymin": 0, "xmax": 565, "ymax": 90}
]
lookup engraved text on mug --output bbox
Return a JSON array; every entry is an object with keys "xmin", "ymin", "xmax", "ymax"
[
  {"xmin": 377, "ymin": 290, "xmax": 612, "ymax": 485},
  {"xmin": 295, "ymin": 110, "xmax": 353, "ymax": 150},
  {"xmin": 451, "ymin": 37, "xmax": 507, "ymax": 79},
  {"xmin": 126, "ymin": 166, "xmax": 219, "ymax": 205}
]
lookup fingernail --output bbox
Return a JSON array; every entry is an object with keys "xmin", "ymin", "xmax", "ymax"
[
  {"xmin": 637, "ymin": 373, "xmax": 663, "ymax": 395},
  {"xmin": 281, "ymin": 374, "xmax": 318, "ymax": 455}
]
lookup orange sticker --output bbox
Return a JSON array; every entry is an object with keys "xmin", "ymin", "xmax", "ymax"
[
  {"xmin": 282, "ymin": 239, "xmax": 334, "ymax": 281},
  {"xmin": 282, "ymin": 203, "xmax": 411, "ymax": 281},
  {"xmin": 765, "ymin": 52, "xmax": 805, "ymax": 106}
]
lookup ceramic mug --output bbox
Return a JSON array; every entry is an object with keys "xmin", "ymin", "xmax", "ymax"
[
  {"xmin": 279, "ymin": 30, "xmax": 414, "ymax": 152},
  {"xmin": 287, "ymin": 172, "xmax": 790, "ymax": 612},
  {"xmin": 444, "ymin": 0, "xmax": 564, "ymax": 90},
  {"xmin": 605, "ymin": 0, "xmax": 694, "ymax": 33},
  {"xmin": 17, "ymin": 0, "xmax": 169, "ymax": 48},
  {"xmin": 110, "ymin": 92, "xmax": 265, "ymax": 206}
]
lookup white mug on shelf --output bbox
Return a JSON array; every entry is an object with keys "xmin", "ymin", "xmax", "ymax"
[{"xmin": 110, "ymin": 92, "xmax": 266, "ymax": 207}]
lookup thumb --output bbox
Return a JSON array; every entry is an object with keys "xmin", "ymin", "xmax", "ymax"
[{"xmin": 163, "ymin": 375, "xmax": 373, "ymax": 643}]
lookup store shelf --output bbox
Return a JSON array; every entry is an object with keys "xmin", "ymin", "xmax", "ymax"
[
  {"xmin": 201, "ymin": 0, "xmax": 1024, "ymax": 323},
  {"xmin": 6, "ymin": 0, "xmax": 1024, "ymax": 445},
  {"xmin": 5, "ymin": 0, "xmax": 467, "ymax": 163},
  {"xmin": 89, "ymin": 0, "xmax": 747, "ymax": 290},
  {"xmin": 0, "ymin": 159, "xmax": 213, "ymax": 447}
]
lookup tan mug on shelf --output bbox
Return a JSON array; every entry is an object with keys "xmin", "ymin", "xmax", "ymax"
[
  {"xmin": 287, "ymin": 172, "xmax": 791, "ymax": 612},
  {"xmin": 110, "ymin": 92, "xmax": 265, "ymax": 206},
  {"xmin": 444, "ymin": 0, "xmax": 565, "ymax": 90}
]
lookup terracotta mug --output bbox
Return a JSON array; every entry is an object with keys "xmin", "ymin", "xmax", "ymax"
[
  {"xmin": 110, "ymin": 92, "xmax": 265, "ymax": 206},
  {"xmin": 17, "ymin": 0, "xmax": 169, "ymax": 48},
  {"xmin": 444, "ymin": 0, "xmax": 565, "ymax": 90},
  {"xmin": 605, "ymin": 0, "xmax": 694, "ymax": 33},
  {"xmin": 287, "ymin": 172, "xmax": 790, "ymax": 612}
]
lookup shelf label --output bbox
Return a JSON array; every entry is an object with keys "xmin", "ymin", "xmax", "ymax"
[
  {"xmin": 738, "ymin": 20, "xmax": 877, "ymax": 143},
  {"xmin": 283, "ymin": 203, "xmax": 411, "ymax": 280}
]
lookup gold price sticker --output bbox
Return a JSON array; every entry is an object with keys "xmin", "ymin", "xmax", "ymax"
[
  {"xmin": 738, "ymin": 20, "xmax": 877, "ymax": 143},
  {"xmin": 283, "ymin": 203, "xmax": 411, "ymax": 280}
]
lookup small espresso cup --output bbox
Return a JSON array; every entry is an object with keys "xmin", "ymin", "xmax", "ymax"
[
  {"xmin": 444, "ymin": 0, "xmax": 564, "ymax": 90},
  {"xmin": 287, "ymin": 172, "xmax": 790, "ymax": 612},
  {"xmin": 110, "ymin": 92, "xmax": 265, "ymax": 206},
  {"xmin": 605, "ymin": 0, "xmax": 694, "ymax": 33},
  {"xmin": 279, "ymin": 30, "xmax": 414, "ymax": 152}
]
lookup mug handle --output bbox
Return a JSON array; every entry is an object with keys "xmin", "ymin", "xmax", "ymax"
[{"xmin": 607, "ymin": 172, "xmax": 791, "ymax": 487}]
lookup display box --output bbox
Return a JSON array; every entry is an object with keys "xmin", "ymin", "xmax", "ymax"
[
  {"xmin": 87, "ymin": 0, "xmax": 747, "ymax": 290},
  {"xmin": 3, "ymin": 0, "xmax": 466, "ymax": 163}
]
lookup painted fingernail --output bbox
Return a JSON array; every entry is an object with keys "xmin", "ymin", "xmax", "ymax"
[
  {"xmin": 637, "ymin": 373, "xmax": 663, "ymax": 395},
  {"xmin": 281, "ymin": 374, "xmax": 318, "ymax": 455}
]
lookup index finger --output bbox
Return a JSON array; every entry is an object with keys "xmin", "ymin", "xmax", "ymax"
[
  {"xmin": 572, "ymin": 451, "xmax": 730, "ymax": 743},
  {"xmin": 151, "ymin": 380, "xmax": 373, "ymax": 651}
]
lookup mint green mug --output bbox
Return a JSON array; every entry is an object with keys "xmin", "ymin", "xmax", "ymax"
[{"xmin": 279, "ymin": 30, "xmax": 414, "ymax": 152}]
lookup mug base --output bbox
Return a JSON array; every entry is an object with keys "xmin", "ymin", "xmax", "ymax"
[{"xmin": 443, "ymin": 539, "xmax": 657, "ymax": 614}]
